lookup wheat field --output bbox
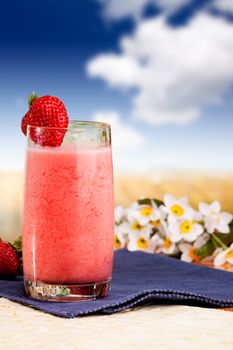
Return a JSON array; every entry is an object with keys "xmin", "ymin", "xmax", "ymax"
[
  {"xmin": 0, "ymin": 171, "xmax": 232, "ymax": 243},
  {"xmin": 115, "ymin": 173, "xmax": 233, "ymax": 212}
]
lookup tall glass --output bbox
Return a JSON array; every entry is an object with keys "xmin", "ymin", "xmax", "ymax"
[{"xmin": 22, "ymin": 121, "xmax": 114, "ymax": 301}]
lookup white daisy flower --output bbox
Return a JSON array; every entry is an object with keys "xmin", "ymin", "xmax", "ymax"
[
  {"xmin": 128, "ymin": 227, "xmax": 156, "ymax": 253},
  {"xmin": 114, "ymin": 220, "xmax": 129, "ymax": 250},
  {"xmin": 126, "ymin": 200, "xmax": 162, "ymax": 226},
  {"xmin": 114, "ymin": 206, "xmax": 125, "ymax": 225},
  {"xmin": 154, "ymin": 222, "xmax": 178, "ymax": 255},
  {"xmin": 139, "ymin": 201, "xmax": 161, "ymax": 226},
  {"xmin": 179, "ymin": 243, "xmax": 201, "ymax": 263},
  {"xmin": 157, "ymin": 218, "xmax": 171, "ymax": 236},
  {"xmin": 199, "ymin": 201, "xmax": 233, "ymax": 234},
  {"xmin": 169, "ymin": 217, "xmax": 204, "ymax": 243},
  {"xmin": 150, "ymin": 203, "xmax": 167, "ymax": 231},
  {"xmin": 122, "ymin": 220, "xmax": 145, "ymax": 234},
  {"xmin": 160, "ymin": 237, "xmax": 178, "ymax": 255},
  {"xmin": 120, "ymin": 216, "xmax": 153, "ymax": 252},
  {"xmin": 162, "ymin": 194, "xmax": 195, "ymax": 221},
  {"xmin": 114, "ymin": 231, "xmax": 126, "ymax": 250},
  {"xmin": 126, "ymin": 202, "xmax": 140, "ymax": 224},
  {"xmin": 214, "ymin": 243, "xmax": 233, "ymax": 266}
]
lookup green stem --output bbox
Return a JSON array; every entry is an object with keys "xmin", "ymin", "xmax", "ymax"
[
  {"xmin": 28, "ymin": 91, "xmax": 38, "ymax": 108},
  {"xmin": 212, "ymin": 233, "xmax": 228, "ymax": 250},
  {"xmin": 211, "ymin": 236, "xmax": 219, "ymax": 249}
]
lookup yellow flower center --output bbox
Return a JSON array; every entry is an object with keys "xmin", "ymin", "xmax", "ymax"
[
  {"xmin": 226, "ymin": 249, "xmax": 233, "ymax": 260},
  {"xmin": 163, "ymin": 237, "xmax": 172, "ymax": 249},
  {"xmin": 170, "ymin": 204, "xmax": 184, "ymax": 216},
  {"xmin": 211, "ymin": 212, "xmax": 220, "ymax": 222},
  {"xmin": 180, "ymin": 221, "xmax": 192, "ymax": 234},
  {"xmin": 151, "ymin": 219, "xmax": 160, "ymax": 228},
  {"xmin": 137, "ymin": 237, "xmax": 148, "ymax": 249},
  {"xmin": 114, "ymin": 235, "xmax": 121, "ymax": 250},
  {"xmin": 140, "ymin": 207, "xmax": 153, "ymax": 217},
  {"xmin": 131, "ymin": 221, "xmax": 144, "ymax": 231},
  {"xmin": 189, "ymin": 247, "xmax": 201, "ymax": 262}
]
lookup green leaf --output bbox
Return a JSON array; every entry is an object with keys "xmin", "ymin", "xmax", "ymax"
[
  {"xmin": 137, "ymin": 198, "xmax": 164, "ymax": 207},
  {"xmin": 196, "ymin": 240, "xmax": 215, "ymax": 259},
  {"xmin": 28, "ymin": 91, "xmax": 38, "ymax": 108},
  {"xmin": 217, "ymin": 221, "xmax": 233, "ymax": 245},
  {"xmin": 13, "ymin": 236, "xmax": 22, "ymax": 253},
  {"xmin": 12, "ymin": 236, "xmax": 23, "ymax": 273},
  {"xmin": 197, "ymin": 220, "xmax": 233, "ymax": 259}
]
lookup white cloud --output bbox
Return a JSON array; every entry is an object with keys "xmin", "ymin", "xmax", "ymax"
[
  {"xmin": 88, "ymin": 54, "xmax": 141, "ymax": 88},
  {"xmin": 211, "ymin": 0, "xmax": 233, "ymax": 14},
  {"xmin": 97, "ymin": 0, "xmax": 190, "ymax": 20},
  {"xmin": 87, "ymin": 14, "xmax": 233, "ymax": 125}
]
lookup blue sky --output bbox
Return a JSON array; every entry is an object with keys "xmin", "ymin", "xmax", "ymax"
[{"xmin": 0, "ymin": 0, "xmax": 233, "ymax": 172}]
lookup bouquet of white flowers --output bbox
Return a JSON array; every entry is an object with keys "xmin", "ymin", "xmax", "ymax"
[{"xmin": 115, "ymin": 194, "xmax": 233, "ymax": 268}]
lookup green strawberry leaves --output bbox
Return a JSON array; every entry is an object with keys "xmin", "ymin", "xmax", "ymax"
[
  {"xmin": 13, "ymin": 236, "xmax": 23, "ymax": 273},
  {"xmin": 28, "ymin": 91, "xmax": 38, "ymax": 108}
]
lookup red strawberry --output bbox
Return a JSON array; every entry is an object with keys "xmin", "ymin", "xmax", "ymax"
[
  {"xmin": 21, "ymin": 93, "xmax": 69, "ymax": 147},
  {"xmin": 0, "ymin": 239, "xmax": 19, "ymax": 279}
]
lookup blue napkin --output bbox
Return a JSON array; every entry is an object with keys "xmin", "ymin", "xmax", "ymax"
[{"xmin": 1, "ymin": 249, "xmax": 233, "ymax": 318}]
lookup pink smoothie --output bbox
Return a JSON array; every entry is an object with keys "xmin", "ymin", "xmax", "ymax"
[{"xmin": 23, "ymin": 144, "xmax": 114, "ymax": 284}]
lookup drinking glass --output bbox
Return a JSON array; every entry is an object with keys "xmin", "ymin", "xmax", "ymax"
[{"xmin": 22, "ymin": 121, "xmax": 114, "ymax": 301}]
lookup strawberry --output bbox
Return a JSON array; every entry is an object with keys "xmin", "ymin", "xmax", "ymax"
[
  {"xmin": 0, "ymin": 239, "xmax": 19, "ymax": 279},
  {"xmin": 21, "ymin": 92, "xmax": 69, "ymax": 147}
]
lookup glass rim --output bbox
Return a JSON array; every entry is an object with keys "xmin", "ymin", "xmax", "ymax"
[{"xmin": 27, "ymin": 120, "xmax": 110, "ymax": 132}]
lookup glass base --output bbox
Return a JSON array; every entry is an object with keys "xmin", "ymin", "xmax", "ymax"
[{"xmin": 24, "ymin": 278, "xmax": 111, "ymax": 302}]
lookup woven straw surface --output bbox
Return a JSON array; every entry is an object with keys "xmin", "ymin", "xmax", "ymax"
[{"xmin": 1, "ymin": 298, "xmax": 233, "ymax": 350}]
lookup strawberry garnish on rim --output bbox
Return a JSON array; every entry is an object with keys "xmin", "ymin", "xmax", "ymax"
[{"xmin": 21, "ymin": 92, "xmax": 69, "ymax": 147}]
